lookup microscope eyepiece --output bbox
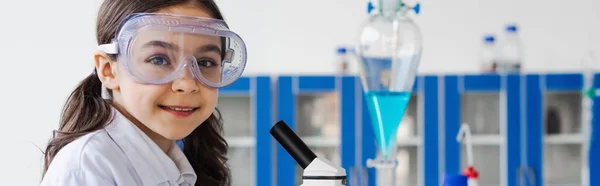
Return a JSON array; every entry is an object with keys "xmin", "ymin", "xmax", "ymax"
[{"xmin": 270, "ymin": 120, "xmax": 317, "ymax": 169}]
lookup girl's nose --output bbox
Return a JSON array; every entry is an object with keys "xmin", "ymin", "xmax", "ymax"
[
  {"xmin": 172, "ymin": 61, "xmax": 199, "ymax": 94},
  {"xmin": 172, "ymin": 77, "xmax": 199, "ymax": 94}
]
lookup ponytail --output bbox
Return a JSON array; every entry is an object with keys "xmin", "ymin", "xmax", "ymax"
[
  {"xmin": 42, "ymin": 71, "xmax": 114, "ymax": 177},
  {"xmin": 183, "ymin": 109, "xmax": 231, "ymax": 186}
]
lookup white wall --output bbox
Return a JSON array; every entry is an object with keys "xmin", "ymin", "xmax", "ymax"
[
  {"xmin": 0, "ymin": 1, "xmax": 102, "ymax": 185},
  {"xmin": 1, "ymin": 0, "xmax": 599, "ymax": 185},
  {"xmin": 217, "ymin": 0, "xmax": 600, "ymax": 74}
]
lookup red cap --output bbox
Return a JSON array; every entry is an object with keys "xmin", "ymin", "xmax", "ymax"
[{"xmin": 462, "ymin": 166, "xmax": 479, "ymax": 179}]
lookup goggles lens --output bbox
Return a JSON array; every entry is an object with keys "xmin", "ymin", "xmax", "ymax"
[{"xmin": 105, "ymin": 13, "xmax": 247, "ymax": 88}]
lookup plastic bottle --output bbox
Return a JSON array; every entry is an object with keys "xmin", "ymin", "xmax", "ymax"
[
  {"xmin": 479, "ymin": 35, "xmax": 496, "ymax": 73},
  {"xmin": 495, "ymin": 24, "xmax": 523, "ymax": 73}
]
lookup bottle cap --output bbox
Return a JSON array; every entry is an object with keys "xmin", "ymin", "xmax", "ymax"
[
  {"xmin": 506, "ymin": 24, "xmax": 518, "ymax": 32},
  {"xmin": 413, "ymin": 3, "xmax": 421, "ymax": 14},
  {"xmin": 367, "ymin": 2, "xmax": 375, "ymax": 14},
  {"xmin": 337, "ymin": 47, "xmax": 347, "ymax": 54},
  {"xmin": 462, "ymin": 166, "xmax": 480, "ymax": 179},
  {"xmin": 484, "ymin": 35, "xmax": 495, "ymax": 43},
  {"xmin": 443, "ymin": 174, "xmax": 468, "ymax": 186}
]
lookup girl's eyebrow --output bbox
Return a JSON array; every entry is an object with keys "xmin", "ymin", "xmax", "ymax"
[
  {"xmin": 195, "ymin": 44, "xmax": 221, "ymax": 54},
  {"xmin": 142, "ymin": 40, "xmax": 178, "ymax": 50},
  {"xmin": 142, "ymin": 41, "xmax": 221, "ymax": 55}
]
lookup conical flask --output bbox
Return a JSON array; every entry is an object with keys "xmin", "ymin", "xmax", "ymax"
[{"xmin": 357, "ymin": 0, "xmax": 422, "ymax": 159}]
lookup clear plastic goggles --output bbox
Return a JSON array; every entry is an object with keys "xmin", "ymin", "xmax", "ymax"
[{"xmin": 98, "ymin": 13, "xmax": 247, "ymax": 88}]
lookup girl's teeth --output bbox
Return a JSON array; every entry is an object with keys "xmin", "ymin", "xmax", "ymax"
[{"xmin": 166, "ymin": 107, "xmax": 194, "ymax": 111}]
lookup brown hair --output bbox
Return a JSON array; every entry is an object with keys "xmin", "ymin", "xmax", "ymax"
[{"xmin": 43, "ymin": 1, "xmax": 231, "ymax": 185}]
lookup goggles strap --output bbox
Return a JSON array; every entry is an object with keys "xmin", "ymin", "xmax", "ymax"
[{"xmin": 98, "ymin": 42, "xmax": 118, "ymax": 54}]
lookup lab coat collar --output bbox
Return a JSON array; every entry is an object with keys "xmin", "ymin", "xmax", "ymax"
[{"xmin": 104, "ymin": 108, "xmax": 197, "ymax": 186}]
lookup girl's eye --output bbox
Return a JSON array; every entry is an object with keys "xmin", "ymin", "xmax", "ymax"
[
  {"xmin": 197, "ymin": 59, "xmax": 218, "ymax": 68},
  {"xmin": 146, "ymin": 55, "xmax": 170, "ymax": 66}
]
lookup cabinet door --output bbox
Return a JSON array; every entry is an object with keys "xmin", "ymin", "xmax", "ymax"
[
  {"xmin": 526, "ymin": 74, "xmax": 587, "ymax": 186},
  {"xmin": 220, "ymin": 96, "xmax": 253, "ymax": 137},
  {"xmin": 461, "ymin": 93, "xmax": 502, "ymax": 186},
  {"xmin": 276, "ymin": 76, "xmax": 349, "ymax": 186},
  {"xmin": 219, "ymin": 96, "xmax": 255, "ymax": 186},
  {"xmin": 544, "ymin": 92, "xmax": 584, "ymax": 186},
  {"xmin": 444, "ymin": 75, "xmax": 511, "ymax": 186},
  {"xmin": 295, "ymin": 91, "xmax": 342, "ymax": 186}
]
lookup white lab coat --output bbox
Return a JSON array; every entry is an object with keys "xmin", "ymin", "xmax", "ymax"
[{"xmin": 40, "ymin": 108, "xmax": 197, "ymax": 186}]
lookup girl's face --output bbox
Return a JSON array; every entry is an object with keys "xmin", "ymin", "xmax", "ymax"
[{"xmin": 97, "ymin": 4, "xmax": 219, "ymax": 141}]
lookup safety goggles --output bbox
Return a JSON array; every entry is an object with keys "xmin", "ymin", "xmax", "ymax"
[{"xmin": 98, "ymin": 13, "xmax": 247, "ymax": 88}]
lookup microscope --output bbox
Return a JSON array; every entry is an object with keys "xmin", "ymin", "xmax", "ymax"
[{"xmin": 270, "ymin": 120, "xmax": 348, "ymax": 186}]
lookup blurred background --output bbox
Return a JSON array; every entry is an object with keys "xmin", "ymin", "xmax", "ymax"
[{"xmin": 1, "ymin": 0, "xmax": 600, "ymax": 186}]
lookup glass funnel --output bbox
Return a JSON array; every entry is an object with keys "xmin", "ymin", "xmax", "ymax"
[{"xmin": 356, "ymin": 0, "xmax": 422, "ymax": 185}]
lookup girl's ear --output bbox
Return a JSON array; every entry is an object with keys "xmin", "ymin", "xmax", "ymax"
[{"xmin": 94, "ymin": 51, "xmax": 120, "ymax": 90}]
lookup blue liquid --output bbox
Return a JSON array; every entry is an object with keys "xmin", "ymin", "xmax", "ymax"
[{"xmin": 365, "ymin": 91, "xmax": 411, "ymax": 158}]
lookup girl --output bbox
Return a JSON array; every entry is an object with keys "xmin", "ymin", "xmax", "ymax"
[{"xmin": 41, "ymin": 0, "xmax": 247, "ymax": 185}]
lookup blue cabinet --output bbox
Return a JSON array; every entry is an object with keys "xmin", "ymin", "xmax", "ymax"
[
  {"xmin": 191, "ymin": 73, "xmax": 598, "ymax": 186},
  {"xmin": 443, "ymin": 74, "xmax": 522, "ymax": 186},
  {"xmin": 590, "ymin": 73, "xmax": 600, "ymax": 186},
  {"xmin": 275, "ymin": 76, "xmax": 359, "ymax": 186},
  {"xmin": 525, "ymin": 74, "xmax": 587, "ymax": 186},
  {"xmin": 271, "ymin": 75, "xmax": 440, "ymax": 186}
]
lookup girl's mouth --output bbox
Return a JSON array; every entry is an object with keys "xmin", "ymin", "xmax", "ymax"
[{"xmin": 159, "ymin": 105, "xmax": 199, "ymax": 117}]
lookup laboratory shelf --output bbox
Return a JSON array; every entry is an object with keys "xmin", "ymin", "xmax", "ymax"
[
  {"xmin": 544, "ymin": 134, "xmax": 586, "ymax": 145},
  {"xmin": 444, "ymin": 74, "xmax": 510, "ymax": 186},
  {"xmin": 224, "ymin": 136, "xmax": 256, "ymax": 147},
  {"xmin": 526, "ymin": 73, "xmax": 588, "ymax": 186},
  {"xmin": 397, "ymin": 137, "xmax": 422, "ymax": 147},
  {"xmin": 300, "ymin": 136, "xmax": 340, "ymax": 147},
  {"xmin": 468, "ymin": 135, "xmax": 503, "ymax": 146},
  {"xmin": 184, "ymin": 72, "xmax": 600, "ymax": 186},
  {"xmin": 441, "ymin": 73, "xmax": 596, "ymax": 186},
  {"xmin": 276, "ymin": 75, "xmax": 355, "ymax": 186},
  {"xmin": 273, "ymin": 75, "xmax": 438, "ymax": 186}
]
